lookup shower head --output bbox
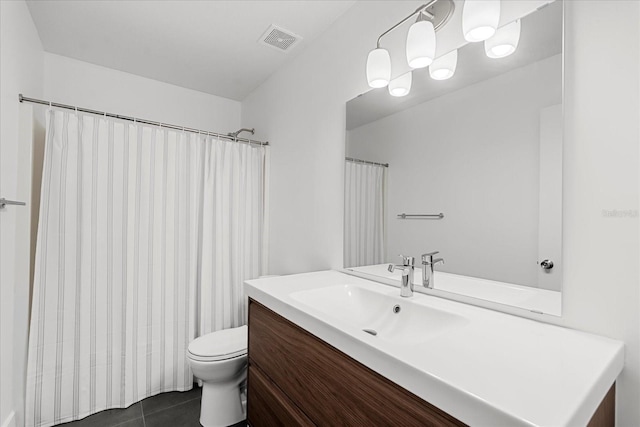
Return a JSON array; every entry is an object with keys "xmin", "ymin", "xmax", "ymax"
[{"xmin": 228, "ymin": 128, "xmax": 255, "ymax": 138}]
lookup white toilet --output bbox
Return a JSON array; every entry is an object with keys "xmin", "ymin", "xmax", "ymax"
[{"xmin": 187, "ymin": 325, "xmax": 248, "ymax": 427}]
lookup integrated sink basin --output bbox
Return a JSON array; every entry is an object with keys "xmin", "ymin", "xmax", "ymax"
[{"xmin": 290, "ymin": 284, "xmax": 469, "ymax": 345}]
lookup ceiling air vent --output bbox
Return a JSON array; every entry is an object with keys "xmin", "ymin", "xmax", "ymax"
[{"xmin": 258, "ymin": 25, "xmax": 302, "ymax": 52}]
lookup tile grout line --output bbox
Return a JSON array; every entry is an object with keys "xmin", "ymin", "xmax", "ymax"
[
  {"xmin": 141, "ymin": 394, "xmax": 202, "ymax": 417},
  {"xmin": 110, "ymin": 412, "xmax": 144, "ymax": 427},
  {"xmin": 141, "ymin": 402, "xmax": 146, "ymax": 427}
]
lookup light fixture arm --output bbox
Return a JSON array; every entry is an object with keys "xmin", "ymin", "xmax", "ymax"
[{"xmin": 375, "ymin": 0, "xmax": 453, "ymax": 48}]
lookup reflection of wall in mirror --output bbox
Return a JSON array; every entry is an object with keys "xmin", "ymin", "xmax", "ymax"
[
  {"xmin": 346, "ymin": 54, "xmax": 561, "ymax": 289},
  {"xmin": 538, "ymin": 104, "xmax": 562, "ymax": 291}
]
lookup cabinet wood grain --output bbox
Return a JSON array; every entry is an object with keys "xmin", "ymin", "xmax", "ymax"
[
  {"xmin": 587, "ymin": 383, "xmax": 615, "ymax": 427},
  {"xmin": 247, "ymin": 363, "xmax": 315, "ymax": 427},
  {"xmin": 248, "ymin": 299, "xmax": 465, "ymax": 427}
]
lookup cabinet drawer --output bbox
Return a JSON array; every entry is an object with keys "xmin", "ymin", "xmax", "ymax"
[
  {"xmin": 247, "ymin": 363, "xmax": 315, "ymax": 427},
  {"xmin": 248, "ymin": 299, "xmax": 465, "ymax": 427}
]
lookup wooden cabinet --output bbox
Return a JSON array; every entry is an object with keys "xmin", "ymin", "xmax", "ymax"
[
  {"xmin": 247, "ymin": 298, "xmax": 615, "ymax": 427},
  {"xmin": 247, "ymin": 364, "xmax": 314, "ymax": 427},
  {"xmin": 587, "ymin": 385, "xmax": 615, "ymax": 427},
  {"xmin": 247, "ymin": 299, "xmax": 465, "ymax": 427}
]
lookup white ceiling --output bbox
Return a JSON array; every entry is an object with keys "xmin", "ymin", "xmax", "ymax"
[{"xmin": 26, "ymin": 0, "xmax": 356, "ymax": 101}]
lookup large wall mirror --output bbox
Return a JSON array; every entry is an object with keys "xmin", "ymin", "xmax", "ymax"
[{"xmin": 344, "ymin": 1, "xmax": 563, "ymax": 315}]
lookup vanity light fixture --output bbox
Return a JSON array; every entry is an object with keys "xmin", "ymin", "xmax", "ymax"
[
  {"xmin": 406, "ymin": 15, "xmax": 436, "ymax": 69},
  {"xmin": 388, "ymin": 72, "xmax": 412, "ymax": 96},
  {"xmin": 366, "ymin": 0, "xmax": 455, "ymax": 90},
  {"xmin": 366, "ymin": 0, "xmax": 521, "ymax": 93},
  {"xmin": 485, "ymin": 19, "xmax": 521, "ymax": 58},
  {"xmin": 462, "ymin": 0, "xmax": 501, "ymax": 42},
  {"xmin": 429, "ymin": 49, "xmax": 458, "ymax": 80},
  {"xmin": 366, "ymin": 48, "xmax": 392, "ymax": 88}
]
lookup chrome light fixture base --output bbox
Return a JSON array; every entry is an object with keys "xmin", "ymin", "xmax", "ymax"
[
  {"xmin": 375, "ymin": 0, "xmax": 455, "ymax": 49},
  {"xmin": 421, "ymin": 0, "xmax": 455, "ymax": 32}
]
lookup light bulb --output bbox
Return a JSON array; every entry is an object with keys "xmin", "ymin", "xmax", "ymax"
[
  {"xmin": 366, "ymin": 48, "xmax": 391, "ymax": 88},
  {"xmin": 462, "ymin": 0, "xmax": 501, "ymax": 42},
  {"xmin": 485, "ymin": 19, "xmax": 521, "ymax": 58},
  {"xmin": 406, "ymin": 19, "xmax": 436, "ymax": 69},
  {"xmin": 388, "ymin": 72, "xmax": 412, "ymax": 97},
  {"xmin": 429, "ymin": 49, "xmax": 458, "ymax": 80}
]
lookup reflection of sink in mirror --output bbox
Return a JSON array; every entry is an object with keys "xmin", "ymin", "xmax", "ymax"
[
  {"xmin": 290, "ymin": 284, "xmax": 469, "ymax": 345},
  {"xmin": 346, "ymin": 264, "xmax": 561, "ymax": 316}
]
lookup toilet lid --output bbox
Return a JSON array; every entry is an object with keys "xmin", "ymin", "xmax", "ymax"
[{"xmin": 188, "ymin": 325, "xmax": 248, "ymax": 361}]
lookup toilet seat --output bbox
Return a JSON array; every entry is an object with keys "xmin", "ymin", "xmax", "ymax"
[
  {"xmin": 188, "ymin": 325, "xmax": 248, "ymax": 362},
  {"xmin": 187, "ymin": 349, "xmax": 246, "ymax": 362}
]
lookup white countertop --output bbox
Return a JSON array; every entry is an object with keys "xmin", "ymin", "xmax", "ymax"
[
  {"xmin": 245, "ymin": 270, "xmax": 624, "ymax": 427},
  {"xmin": 346, "ymin": 264, "xmax": 562, "ymax": 315}
]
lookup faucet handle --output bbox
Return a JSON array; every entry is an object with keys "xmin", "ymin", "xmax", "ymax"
[
  {"xmin": 421, "ymin": 251, "xmax": 439, "ymax": 263},
  {"xmin": 398, "ymin": 254, "xmax": 415, "ymax": 266},
  {"xmin": 388, "ymin": 264, "xmax": 411, "ymax": 276}
]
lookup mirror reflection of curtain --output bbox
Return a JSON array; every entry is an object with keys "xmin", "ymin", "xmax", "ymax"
[
  {"xmin": 25, "ymin": 109, "xmax": 266, "ymax": 427},
  {"xmin": 344, "ymin": 161, "xmax": 385, "ymax": 268}
]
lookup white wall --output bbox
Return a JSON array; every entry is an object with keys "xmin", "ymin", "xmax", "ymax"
[
  {"xmin": 347, "ymin": 55, "xmax": 561, "ymax": 288},
  {"xmin": 241, "ymin": 1, "xmax": 639, "ymax": 425},
  {"xmin": 561, "ymin": 2, "xmax": 639, "ymax": 424},
  {"xmin": 0, "ymin": 2, "xmax": 44, "ymax": 426},
  {"xmin": 43, "ymin": 53, "xmax": 241, "ymax": 132}
]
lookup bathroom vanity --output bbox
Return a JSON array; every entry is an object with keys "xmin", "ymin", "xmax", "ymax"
[
  {"xmin": 247, "ymin": 300, "xmax": 463, "ymax": 426},
  {"xmin": 244, "ymin": 271, "xmax": 623, "ymax": 426}
]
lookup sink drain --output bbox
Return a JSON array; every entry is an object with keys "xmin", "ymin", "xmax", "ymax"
[
  {"xmin": 362, "ymin": 328, "xmax": 377, "ymax": 336},
  {"xmin": 392, "ymin": 304, "xmax": 401, "ymax": 314}
]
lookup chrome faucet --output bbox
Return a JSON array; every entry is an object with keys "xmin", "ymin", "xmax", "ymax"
[
  {"xmin": 421, "ymin": 252, "xmax": 444, "ymax": 289},
  {"xmin": 388, "ymin": 255, "xmax": 415, "ymax": 297}
]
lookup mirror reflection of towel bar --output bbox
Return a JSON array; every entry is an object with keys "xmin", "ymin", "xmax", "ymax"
[{"xmin": 397, "ymin": 213, "xmax": 444, "ymax": 219}]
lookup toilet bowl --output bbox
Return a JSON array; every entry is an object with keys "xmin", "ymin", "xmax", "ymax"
[{"xmin": 187, "ymin": 325, "xmax": 248, "ymax": 427}]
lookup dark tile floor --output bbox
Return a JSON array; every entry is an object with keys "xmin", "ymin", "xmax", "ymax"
[{"xmin": 59, "ymin": 386, "xmax": 246, "ymax": 427}]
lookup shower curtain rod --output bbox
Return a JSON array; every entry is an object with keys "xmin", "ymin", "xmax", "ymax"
[
  {"xmin": 346, "ymin": 157, "xmax": 389, "ymax": 168},
  {"xmin": 18, "ymin": 94, "xmax": 269, "ymax": 146}
]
